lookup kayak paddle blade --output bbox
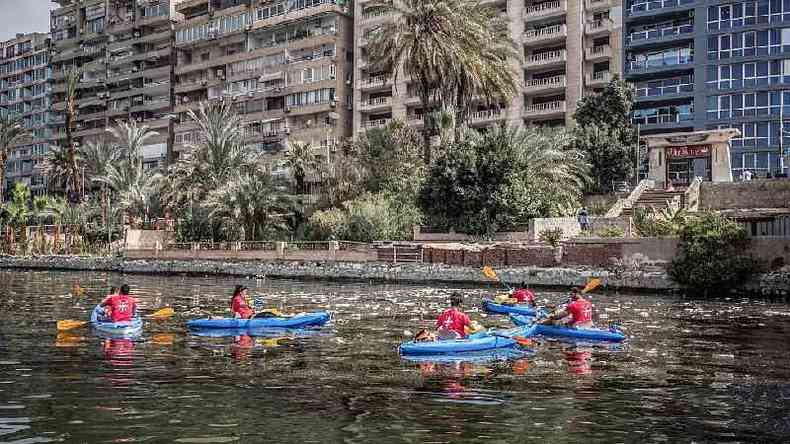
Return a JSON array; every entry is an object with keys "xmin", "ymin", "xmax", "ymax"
[
  {"xmin": 482, "ymin": 266, "xmax": 497, "ymax": 280},
  {"xmin": 581, "ymin": 278, "xmax": 602, "ymax": 294},
  {"xmin": 149, "ymin": 307, "xmax": 175, "ymax": 319},
  {"xmin": 57, "ymin": 320, "xmax": 88, "ymax": 331}
]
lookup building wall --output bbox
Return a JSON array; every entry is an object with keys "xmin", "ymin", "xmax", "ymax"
[
  {"xmin": 352, "ymin": 0, "xmax": 624, "ymax": 134},
  {"xmin": 49, "ymin": 0, "xmax": 175, "ymax": 170},
  {"xmin": 0, "ymin": 33, "xmax": 52, "ymax": 195},
  {"xmin": 172, "ymin": 0, "xmax": 354, "ymax": 170},
  {"xmin": 624, "ymin": 0, "xmax": 790, "ymax": 180}
]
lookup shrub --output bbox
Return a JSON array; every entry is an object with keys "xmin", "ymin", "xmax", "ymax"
[
  {"xmin": 539, "ymin": 227, "xmax": 564, "ymax": 247},
  {"xmin": 594, "ymin": 226, "xmax": 625, "ymax": 238},
  {"xmin": 307, "ymin": 192, "xmax": 422, "ymax": 242},
  {"xmin": 668, "ymin": 212, "xmax": 756, "ymax": 295}
]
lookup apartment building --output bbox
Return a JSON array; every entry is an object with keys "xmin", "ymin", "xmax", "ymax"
[
  {"xmin": 49, "ymin": 0, "xmax": 177, "ymax": 168},
  {"xmin": 624, "ymin": 0, "xmax": 790, "ymax": 182},
  {"xmin": 172, "ymin": 0, "xmax": 354, "ymax": 168},
  {"xmin": 0, "ymin": 33, "xmax": 52, "ymax": 195},
  {"xmin": 352, "ymin": 0, "xmax": 623, "ymax": 134}
]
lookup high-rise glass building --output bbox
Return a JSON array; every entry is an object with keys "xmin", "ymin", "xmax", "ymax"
[{"xmin": 624, "ymin": 0, "xmax": 790, "ymax": 183}]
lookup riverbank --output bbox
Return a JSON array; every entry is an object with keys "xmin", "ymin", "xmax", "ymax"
[{"xmin": 0, "ymin": 255, "xmax": 787, "ymax": 295}]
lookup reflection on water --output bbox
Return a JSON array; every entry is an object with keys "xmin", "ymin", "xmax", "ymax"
[{"xmin": 0, "ymin": 270, "xmax": 789, "ymax": 442}]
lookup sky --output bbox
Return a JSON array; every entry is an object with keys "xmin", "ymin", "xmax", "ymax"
[{"xmin": 0, "ymin": 0, "xmax": 54, "ymax": 42}]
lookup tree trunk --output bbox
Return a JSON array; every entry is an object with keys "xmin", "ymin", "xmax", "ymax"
[{"xmin": 0, "ymin": 156, "xmax": 5, "ymax": 203}]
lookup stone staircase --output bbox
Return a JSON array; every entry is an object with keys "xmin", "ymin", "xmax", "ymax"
[{"xmin": 620, "ymin": 189, "xmax": 686, "ymax": 217}]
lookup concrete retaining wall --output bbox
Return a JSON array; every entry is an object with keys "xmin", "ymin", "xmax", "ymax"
[{"xmin": 700, "ymin": 179, "xmax": 790, "ymax": 210}]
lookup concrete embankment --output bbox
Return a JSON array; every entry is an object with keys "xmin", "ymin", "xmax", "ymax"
[{"xmin": 0, "ymin": 255, "xmax": 787, "ymax": 295}]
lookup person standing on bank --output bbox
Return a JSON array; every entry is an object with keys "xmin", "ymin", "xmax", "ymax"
[{"xmin": 577, "ymin": 207, "xmax": 591, "ymax": 232}]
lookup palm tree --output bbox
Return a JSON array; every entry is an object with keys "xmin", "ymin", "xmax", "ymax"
[
  {"xmin": 63, "ymin": 66, "xmax": 83, "ymax": 197},
  {"xmin": 366, "ymin": 0, "xmax": 518, "ymax": 161},
  {"xmin": 204, "ymin": 171, "xmax": 294, "ymax": 241},
  {"xmin": 0, "ymin": 115, "xmax": 28, "ymax": 201},
  {"xmin": 283, "ymin": 141, "xmax": 318, "ymax": 195},
  {"xmin": 95, "ymin": 121, "xmax": 162, "ymax": 225},
  {"xmin": 42, "ymin": 144, "xmax": 83, "ymax": 195}
]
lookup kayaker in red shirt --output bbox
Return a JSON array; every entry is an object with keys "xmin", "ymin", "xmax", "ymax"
[
  {"xmin": 512, "ymin": 282, "xmax": 536, "ymax": 306},
  {"xmin": 541, "ymin": 289, "xmax": 593, "ymax": 329},
  {"xmin": 435, "ymin": 292, "xmax": 472, "ymax": 339},
  {"xmin": 230, "ymin": 285, "xmax": 254, "ymax": 319},
  {"xmin": 100, "ymin": 284, "xmax": 137, "ymax": 322}
]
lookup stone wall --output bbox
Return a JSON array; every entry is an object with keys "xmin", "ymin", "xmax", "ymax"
[
  {"xmin": 423, "ymin": 246, "xmax": 557, "ymax": 267},
  {"xmin": 531, "ymin": 217, "xmax": 631, "ymax": 240},
  {"xmin": 125, "ymin": 229, "xmax": 173, "ymax": 250},
  {"xmin": 700, "ymin": 179, "xmax": 790, "ymax": 210},
  {"xmin": 0, "ymin": 255, "xmax": 676, "ymax": 291},
  {"xmin": 562, "ymin": 241, "xmax": 626, "ymax": 267}
]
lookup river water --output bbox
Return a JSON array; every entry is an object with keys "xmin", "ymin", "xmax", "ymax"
[{"xmin": 0, "ymin": 270, "xmax": 789, "ymax": 443}]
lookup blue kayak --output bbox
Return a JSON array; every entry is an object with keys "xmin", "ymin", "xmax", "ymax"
[
  {"xmin": 482, "ymin": 299, "xmax": 544, "ymax": 317},
  {"xmin": 189, "ymin": 327, "xmax": 328, "ymax": 338},
  {"xmin": 399, "ymin": 331, "xmax": 520, "ymax": 356},
  {"xmin": 401, "ymin": 347, "xmax": 534, "ymax": 363},
  {"xmin": 510, "ymin": 314, "xmax": 626, "ymax": 342},
  {"xmin": 90, "ymin": 305, "xmax": 143, "ymax": 338},
  {"xmin": 187, "ymin": 311, "xmax": 330, "ymax": 330}
]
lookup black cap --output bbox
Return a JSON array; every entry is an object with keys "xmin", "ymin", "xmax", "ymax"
[
  {"xmin": 450, "ymin": 292, "xmax": 463, "ymax": 306},
  {"xmin": 234, "ymin": 285, "xmax": 248, "ymax": 295}
]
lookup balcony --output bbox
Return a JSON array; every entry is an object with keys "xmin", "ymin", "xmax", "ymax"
[
  {"xmin": 468, "ymin": 109, "xmax": 504, "ymax": 125},
  {"xmin": 363, "ymin": 118, "xmax": 391, "ymax": 129},
  {"xmin": 627, "ymin": 23, "xmax": 694, "ymax": 48},
  {"xmin": 359, "ymin": 75, "xmax": 390, "ymax": 91},
  {"xmin": 627, "ymin": 53, "xmax": 694, "ymax": 75},
  {"xmin": 627, "ymin": 0, "xmax": 695, "ymax": 18},
  {"xmin": 585, "ymin": 19, "xmax": 613, "ymax": 36},
  {"xmin": 359, "ymin": 96, "xmax": 392, "ymax": 112},
  {"xmin": 586, "ymin": 70, "xmax": 611, "ymax": 87},
  {"xmin": 586, "ymin": 0, "xmax": 613, "ymax": 11},
  {"xmin": 524, "ymin": 49, "xmax": 568, "ymax": 70},
  {"xmin": 585, "ymin": 45, "xmax": 611, "ymax": 61},
  {"xmin": 632, "ymin": 106, "xmax": 694, "ymax": 131},
  {"xmin": 523, "ymin": 1, "xmax": 566, "ymax": 22},
  {"xmin": 523, "ymin": 100, "xmax": 566, "ymax": 118},
  {"xmin": 523, "ymin": 24, "xmax": 567, "ymax": 46},
  {"xmin": 251, "ymin": 0, "xmax": 345, "ymax": 32},
  {"xmin": 524, "ymin": 75, "xmax": 567, "ymax": 94}
]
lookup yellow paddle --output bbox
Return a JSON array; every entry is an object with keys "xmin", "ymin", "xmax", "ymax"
[
  {"xmin": 482, "ymin": 266, "xmax": 513, "ymax": 291},
  {"xmin": 581, "ymin": 278, "xmax": 602, "ymax": 294},
  {"xmin": 148, "ymin": 307, "xmax": 175, "ymax": 319},
  {"xmin": 57, "ymin": 320, "xmax": 88, "ymax": 331},
  {"xmin": 57, "ymin": 306, "xmax": 175, "ymax": 331}
]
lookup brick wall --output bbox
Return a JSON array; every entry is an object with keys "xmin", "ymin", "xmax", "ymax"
[
  {"xmin": 562, "ymin": 241, "xmax": 625, "ymax": 267},
  {"xmin": 700, "ymin": 179, "xmax": 790, "ymax": 210},
  {"xmin": 424, "ymin": 246, "xmax": 557, "ymax": 267}
]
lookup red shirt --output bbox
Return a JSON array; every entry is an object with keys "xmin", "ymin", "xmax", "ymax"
[
  {"xmin": 231, "ymin": 294, "xmax": 254, "ymax": 319},
  {"xmin": 103, "ymin": 294, "xmax": 137, "ymax": 322},
  {"xmin": 435, "ymin": 308, "xmax": 471, "ymax": 338},
  {"xmin": 567, "ymin": 298, "xmax": 593, "ymax": 325},
  {"xmin": 512, "ymin": 289, "xmax": 535, "ymax": 304}
]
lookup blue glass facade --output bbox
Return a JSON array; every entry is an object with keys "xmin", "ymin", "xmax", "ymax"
[{"xmin": 624, "ymin": 0, "xmax": 790, "ymax": 181}]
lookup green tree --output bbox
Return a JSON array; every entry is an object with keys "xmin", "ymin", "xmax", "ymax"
[
  {"xmin": 420, "ymin": 125, "xmax": 590, "ymax": 237},
  {"xmin": 283, "ymin": 141, "xmax": 318, "ymax": 195},
  {"xmin": 366, "ymin": 0, "xmax": 518, "ymax": 161},
  {"xmin": 668, "ymin": 212, "xmax": 756, "ymax": 295},
  {"xmin": 204, "ymin": 170, "xmax": 294, "ymax": 241},
  {"xmin": 573, "ymin": 76, "xmax": 638, "ymax": 192},
  {"xmin": 345, "ymin": 120, "xmax": 425, "ymax": 199},
  {"xmin": 95, "ymin": 121, "xmax": 162, "ymax": 224},
  {"xmin": 42, "ymin": 144, "xmax": 83, "ymax": 196},
  {"xmin": 572, "ymin": 124, "xmax": 634, "ymax": 193},
  {"xmin": 0, "ymin": 115, "xmax": 28, "ymax": 201}
]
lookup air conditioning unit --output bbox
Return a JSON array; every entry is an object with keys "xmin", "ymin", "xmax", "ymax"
[
  {"xmin": 284, "ymin": 107, "xmax": 290, "ymax": 113},
  {"xmin": 247, "ymin": 91, "xmax": 254, "ymax": 98},
  {"xmin": 245, "ymin": 24, "xmax": 252, "ymax": 31},
  {"xmin": 216, "ymin": 69, "xmax": 224, "ymax": 77},
  {"xmin": 201, "ymin": 80, "xmax": 208, "ymax": 85},
  {"xmin": 329, "ymin": 73, "xmax": 335, "ymax": 80},
  {"xmin": 133, "ymin": 31, "xmax": 141, "ymax": 38},
  {"xmin": 136, "ymin": 117, "xmax": 143, "ymax": 122},
  {"xmin": 345, "ymin": 79, "xmax": 351, "ymax": 85},
  {"xmin": 329, "ymin": 100, "xmax": 336, "ymax": 108},
  {"xmin": 284, "ymin": 127, "xmax": 290, "ymax": 134},
  {"xmin": 182, "ymin": 96, "xmax": 190, "ymax": 103},
  {"xmin": 208, "ymin": 31, "xmax": 217, "ymax": 40}
]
